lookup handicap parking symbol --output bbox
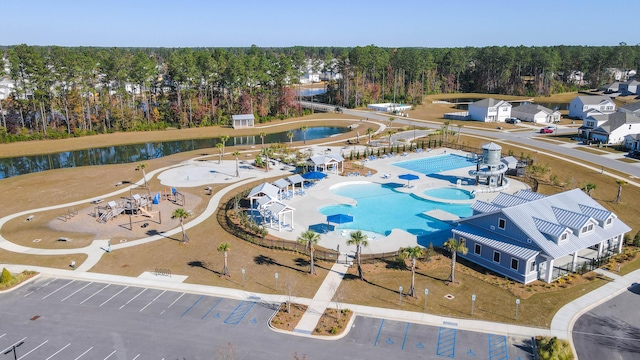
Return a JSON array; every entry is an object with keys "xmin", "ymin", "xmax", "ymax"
[
  {"xmin": 386, "ymin": 338, "xmax": 394, "ymax": 345},
  {"xmin": 416, "ymin": 342, "xmax": 425, "ymax": 349},
  {"xmin": 467, "ymin": 349, "xmax": 477, "ymax": 356},
  {"xmin": 250, "ymin": 317, "xmax": 257, "ymax": 324}
]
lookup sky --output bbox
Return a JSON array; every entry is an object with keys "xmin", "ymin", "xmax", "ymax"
[{"xmin": 2, "ymin": 0, "xmax": 639, "ymax": 48}]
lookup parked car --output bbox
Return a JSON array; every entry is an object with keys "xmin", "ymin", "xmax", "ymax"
[
  {"xmin": 505, "ymin": 117, "xmax": 521, "ymax": 124},
  {"xmin": 540, "ymin": 127, "xmax": 554, "ymax": 133},
  {"xmin": 583, "ymin": 138, "xmax": 602, "ymax": 145}
]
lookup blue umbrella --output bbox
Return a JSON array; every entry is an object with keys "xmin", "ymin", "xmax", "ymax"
[
  {"xmin": 327, "ymin": 213, "xmax": 354, "ymax": 225},
  {"xmin": 302, "ymin": 171, "xmax": 328, "ymax": 180},
  {"xmin": 398, "ymin": 173, "xmax": 420, "ymax": 186}
]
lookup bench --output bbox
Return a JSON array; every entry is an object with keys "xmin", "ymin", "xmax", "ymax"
[
  {"xmin": 57, "ymin": 237, "xmax": 69, "ymax": 242},
  {"xmin": 26, "ymin": 215, "xmax": 34, "ymax": 221}
]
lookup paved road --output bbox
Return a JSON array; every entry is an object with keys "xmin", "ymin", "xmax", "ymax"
[
  {"xmin": 572, "ymin": 283, "xmax": 640, "ymax": 360},
  {"xmin": 0, "ymin": 277, "xmax": 533, "ymax": 360}
]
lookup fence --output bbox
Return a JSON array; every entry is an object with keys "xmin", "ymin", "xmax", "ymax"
[{"xmin": 551, "ymin": 253, "xmax": 614, "ymax": 280}]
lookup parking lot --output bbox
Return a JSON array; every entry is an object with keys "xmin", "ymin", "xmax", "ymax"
[{"xmin": 0, "ymin": 277, "xmax": 533, "ymax": 359}]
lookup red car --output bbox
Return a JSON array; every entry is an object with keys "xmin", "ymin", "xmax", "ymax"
[{"xmin": 540, "ymin": 128, "xmax": 554, "ymax": 133}]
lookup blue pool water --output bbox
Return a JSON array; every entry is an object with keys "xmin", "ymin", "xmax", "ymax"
[
  {"xmin": 319, "ymin": 183, "xmax": 472, "ymax": 238},
  {"xmin": 393, "ymin": 154, "xmax": 476, "ymax": 175},
  {"xmin": 424, "ymin": 187, "xmax": 474, "ymax": 200}
]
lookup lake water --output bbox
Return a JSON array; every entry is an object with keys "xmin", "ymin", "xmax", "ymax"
[
  {"xmin": 297, "ymin": 88, "xmax": 326, "ymax": 97},
  {"xmin": 0, "ymin": 126, "xmax": 348, "ymax": 179}
]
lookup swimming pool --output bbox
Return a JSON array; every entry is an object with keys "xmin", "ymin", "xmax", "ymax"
[
  {"xmin": 393, "ymin": 154, "xmax": 476, "ymax": 175},
  {"xmin": 424, "ymin": 187, "xmax": 474, "ymax": 201},
  {"xmin": 320, "ymin": 183, "xmax": 472, "ymax": 238}
]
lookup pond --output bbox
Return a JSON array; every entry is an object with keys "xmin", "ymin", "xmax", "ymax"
[
  {"xmin": 0, "ymin": 126, "xmax": 349, "ymax": 179},
  {"xmin": 297, "ymin": 88, "xmax": 326, "ymax": 97},
  {"xmin": 436, "ymin": 98, "xmax": 484, "ymax": 103}
]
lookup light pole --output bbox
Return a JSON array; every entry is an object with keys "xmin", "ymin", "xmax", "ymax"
[
  {"xmin": 515, "ymin": 298, "xmax": 520, "ymax": 321},
  {"xmin": 3, "ymin": 341, "xmax": 24, "ymax": 360},
  {"xmin": 242, "ymin": 268, "xmax": 246, "ymax": 287},
  {"xmin": 424, "ymin": 288, "xmax": 429, "ymax": 311},
  {"xmin": 399, "ymin": 286, "xmax": 403, "ymax": 306},
  {"xmin": 471, "ymin": 294, "xmax": 476, "ymax": 315},
  {"xmin": 275, "ymin": 272, "xmax": 279, "ymax": 291}
]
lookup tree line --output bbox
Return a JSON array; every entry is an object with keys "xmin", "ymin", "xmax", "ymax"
[{"xmin": 1, "ymin": 43, "xmax": 639, "ymax": 142}]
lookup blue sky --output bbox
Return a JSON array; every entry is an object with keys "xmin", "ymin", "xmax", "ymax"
[{"xmin": 3, "ymin": 0, "xmax": 639, "ymax": 48}]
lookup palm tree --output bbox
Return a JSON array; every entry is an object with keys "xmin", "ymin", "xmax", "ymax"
[
  {"xmin": 233, "ymin": 151, "xmax": 240, "ymax": 177},
  {"xmin": 443, "ymin": 120, "xmax": 451, "ymax": 142},
  {"xmin": 172, "ymin": 208, "xmax": 190, "ymax": 243},
  {"xmin": 443, "ymin": 238, "xmax": 468, "ymax": 284},
  {"xmin": 387, "ymin": 130, "xmax": 396, "ymax": 150},
  {"xmin": 287, "ymin": 130, "xmax": 294, "ymax": 147},
  {"xmin": 216, "ymin": 143, "xmax": 224, "ymax": 164},
  {"xmin": 388, "ymin": 117, "xmax": 395, "ymax": 128},
  {"xmin": 366, "ymin": 127, "xmax": 374, "ymax": 145},
  {"xmin": 219, "ymin": 135, "xmax": 229, "ymax": 157},
  {"xmin": 217, "ymin": 242, "xmax": 231, "ymax": 276},
  {"xmin": 137, "ymin": 163, "xmax": 148, "ymax": 187},
  {"xmin": 259, "ymin": 131, "xmax": 266, "ymax": 149},
  {"xmin": 346, "ymin": 230, "xmax": 369, "ymax": 280},
  {"xmin": 301, "ymin": 126, "xmax": 308, "ymax": 144},
  {"xmin": 401, "ymin": 246, "xmax": 425, "ymax": 297},
  {"xmin": 297, "ymin": 230, "xmax": 321, "ymax": 275},
  {"xmin": 615, "ymin": 179, "xmax": 626, "ymax": 203},
  {"xmin": 262, "ymin": 147, "xmax": 272, "ymax": 172},
  {"xmin": 583, "ymin": 182, "xmax": 597, "ymax": 197}
]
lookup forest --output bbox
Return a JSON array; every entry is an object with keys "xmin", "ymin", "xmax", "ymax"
[{"xmin": 0, "ymin": 43, "xmax": 639, "ymax": 142}]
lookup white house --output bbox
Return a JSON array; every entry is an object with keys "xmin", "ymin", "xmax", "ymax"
[
  {"xmin": 599, "ymin": 81, "xmax": 620, "ymax": 94},
  {"xmin": 468, "ymin": 98, "xmax": 512, "ymax": 122},
  {"xmin": 367, "ymin": 103, "xmax": 412, "ymax": 113},
  {"xmin": 568, "ymin": 95, "xmax": 616, "ymax": 119},
  {"xmin": 511, "ymin": 103, "xmax": 561, "ymax": 123},
  {"xmin": 231, "ymin": 114, "xmax": 255, "ymax": 129},
  {"xmin": 619, "ymin": 80, "xmax": 640, "ymax": 96},
  {"xmin": 0, "ymin": 77, "xmax": 14, "ymax": 100},
  {"xmin": 589, "ymin": 112, "xmax": 640, "ymax": 145}
]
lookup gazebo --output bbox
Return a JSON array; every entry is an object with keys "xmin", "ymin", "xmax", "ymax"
[
  {"xmin": 272, "ymin": 178, "xmax": 292, "ymax": 200},
  {"xmin": 264, "ymin": 202, "xmax": 295, "ymax": 231},
  {"xmin": 232, "ymin": 114, "xmax": 255, "ymax": 129},
  {"xmin": 286, "ymin": 174, "xmax": 305, "ymax": 196},
  {"xmin": 247, "ymin": 182, "xmax": 279, "ymax": 217},
  {"xmin": 306, "ymin": 154, "xmax": 344, "ymax": 174}
]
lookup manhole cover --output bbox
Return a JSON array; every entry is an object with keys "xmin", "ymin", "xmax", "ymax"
[
  {"xmin": 444, "ymin": 294, "xmax": 455, "ymax": 300},
  {"xmin": 30, "ymin": 315, "xmax": 40, "ymax": 321},
  {"xmin": 32, "ymin": 239, "xmax": 41, "ymax": 243}
]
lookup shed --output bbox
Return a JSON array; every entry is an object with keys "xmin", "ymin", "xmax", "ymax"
[{"xmin": 232, "ymin": 114, "xmax": 255, "ymax": 129}]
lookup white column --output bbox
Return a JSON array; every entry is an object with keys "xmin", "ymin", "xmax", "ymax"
[
  {"xmin": 290, "ymin": 211, "xmax": 294, "ymax": 230},
  {"xmin": 598, "ymin": 241, "xmax": 604, "ymax": 257},
  {"xmin": 571, "ymin": 252, "xmax": 578, "ymax": 272},
  {"xmin": 545, "ymin": 258, "xmax": 555, "ymax": 283},
  {"xmin": 617, "ymin": 234, "xmax": 623, "ymax": 253}
]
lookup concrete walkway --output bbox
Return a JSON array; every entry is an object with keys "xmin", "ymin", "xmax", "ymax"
[{"xmin": 293, "ymin": 262, "xmax": 349, "ymax": 334}]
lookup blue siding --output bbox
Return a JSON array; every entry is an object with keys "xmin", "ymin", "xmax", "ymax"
[
  {"xmin": 461, "ymin": 238, "xmax": 531, "ymax": 283},
  {"xmin": 465, "ymin": 213, "xmax": 533, "ymax": 247}
]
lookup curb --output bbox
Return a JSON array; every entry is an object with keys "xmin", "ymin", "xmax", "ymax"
[{"xmin": 266, "ymin": 302, "xmax": 357, "ymax": 341}]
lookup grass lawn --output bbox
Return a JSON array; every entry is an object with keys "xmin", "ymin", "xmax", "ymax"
[{"xmin": 573, "ymin": 147, "xmax": 611, "ymax": 155}]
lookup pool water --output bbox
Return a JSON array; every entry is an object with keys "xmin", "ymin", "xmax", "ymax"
[
  {"xmin": 393, "ymin": 154, "xmax": 476, "ymax": 175},
  {"xmin": 320, "ymin": 183, "xmax": 472, "ymax": 238},
  {"xmin": 424, "ymin": 187, "xmax": 474, "ymax": 200}
]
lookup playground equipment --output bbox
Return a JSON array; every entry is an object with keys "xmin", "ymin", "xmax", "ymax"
[
  {"xmin": 468, "ymin": 142, "xmax": 510, "ymax": 194},
  {"xmin": 162, "ymin": 187, "xmax": 185, "ymax": 206},
  {"xmin": 95, "ymin": 201, "xmax": 126, "ymax": 223},
  {"xmin": 57, "ymin": 207, "xmax": 79, "ymax": 222},
  {"xmin": 95, "ymin": 193, "xmax": 156, "ymax": 223}
]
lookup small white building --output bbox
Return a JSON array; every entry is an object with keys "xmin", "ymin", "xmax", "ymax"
[
  {"xmin": 618, "ymin": 102, "xmax": 640, "ymax": 115},
  {"xmin": 511, "ymin": 103, "xmax": 561, "ymax": 123},
  {"xmin": 589, "ymin": 112, "xmax": 640, "ymax": 145},
  {"xmin": 231, "ymin": 114, "xmax": 255, "ymax": 129},
  {"xmin": 619, "ymin": 80, "xmax": 640, "ymax": 96},
  {"xmin": 468, "ymin": 98, "xmax": 512, "ymax": 122},
  {"xmin": 367, "ymin": 103, "xmax": 412, "ymax": 113},
  {"xmin": 569, "ymin": 95, "xmax": 616, "ymax": 119}
]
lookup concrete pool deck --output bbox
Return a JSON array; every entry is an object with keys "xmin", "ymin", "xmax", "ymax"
[{"xmin": 256, "ymin": 147, "xmax": 530, "ymax": 256}]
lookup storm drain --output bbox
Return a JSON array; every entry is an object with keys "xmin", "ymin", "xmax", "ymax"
[{"xmin": 444, "ymin": 294, "xmax": 455, "ymax": 300}]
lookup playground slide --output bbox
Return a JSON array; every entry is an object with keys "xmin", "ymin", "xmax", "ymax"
[
  {"xmin": 467, "ymin": 166, "xmax": 508, "ymax": 177},
  {"xmin": 138, "ymin": 207, "xmax": 152, "ymax": 217}
]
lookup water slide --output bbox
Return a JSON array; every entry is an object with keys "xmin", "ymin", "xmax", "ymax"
[{"xmin": 471, "ymin": 178, "xmax": 511, "ymax": 194}]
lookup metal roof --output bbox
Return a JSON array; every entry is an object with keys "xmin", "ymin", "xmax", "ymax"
[
  {"xmin": 247, "ymin": 182, "xmax": 279, "ymax": 199},
  {"xmin": 491, "ymin": 193, "xmax": 530, "ymax": 208},
  {"xmin": 514, "ymin": 189, "xmax": 546, "ymax": 201},
  {"xmin": 231, "ymin": 114, "xmax": 255, "ymax": 120},
  {"xmin": 533, "ymin": 217, "xmax": 567, "ymax": 238},
  {"xmin": 551, "ymin": 206, "xmax": 591, "ymax": 230},
  {"xmin": 266, "ymin": 202, "xmax": 295, "ymax": 215},
  {"xmin": 453, "ymin": 224, "xmax": 539, "ymax": 260},
  {"xmin": 286, "ymin": 174, "xmax": 305, "ymax": 184},
  {"xmin": 272, "ymin": 178, "xmax": 290, "ymax": 189},
  {"xmin": 471, "ymin": 200, "xmax": 501, "ymax": 213},
  {"xmin": 578, "ymin": 204, "xmax": 612, "ymax": 222},
  {"xmin": 482, "ymin": 142, "xmax": 502, "ymax": 151}
]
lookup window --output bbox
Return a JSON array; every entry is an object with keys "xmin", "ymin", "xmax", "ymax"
[
  {"xmin": 560, "ymin": 233, "xmax": 568, "ymax": 242},
  {"xmin": 511, "ymin": 258, "xmax": 519, "ymax": 271},
  {"xmin": 474, "ymin": 244, "xmax": 482, "ymax": 255},
  {"xmin": 530, "ymin": 261, "xmax": 536, "ymax": 272},
  {"xmin": 588, "ymin": 224, "xmax": 593, "ymax": 231},
  {"xmin": 493, "ymin": 251, "xmax": 501, "ymax": 263},
  {"xmin": 498, "ymin": 218, "xmax": 506, "ymax": 230},
  {"xmin": 606, "ymin": 218, "xmax": 612, "ymax": 225}
]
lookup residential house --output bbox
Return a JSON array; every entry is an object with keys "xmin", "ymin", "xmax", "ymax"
[
  {"xmin": 568, "ymin": 95, "xmax": 616, "ymax": 119},
  {"xmin": 468, "ymin": 98, "xmax": 512, "ymax": 122},
  {"xmin": 511, "ymin": 103, "xmax": 561, "ymax": 123},
  {"xmin": 589, "ymin": 112, "xmax": 640, "ymax": 144},
  {"xmin": 618, "ymin": 102, "xmax": 640, "ymax": 115},
  {"xmin": 452, "ymin": 189, "xmax": 630, "ymax": 284},
  {"xmin": 623, "ymin": 133, "xmax": 640, "ymax": 151},
  {"xmin": 599, "ymin": 81, "xmax": 620, "ymax": 94},
  {"xmin": 618, "ymin": 80, "xmax": 640, "ymax": 96}
]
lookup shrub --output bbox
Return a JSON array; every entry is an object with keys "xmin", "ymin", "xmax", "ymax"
[
  {"xmin": 0, "ymin": 268, "xmax": 13, "ymax": 284},
  {"xmin": 330, "ymin": 326, "xmax": 339, "ymax": 335},
  {"xmin": 536, "ymin": 336, "xmax": 574, "ymax": 360}
]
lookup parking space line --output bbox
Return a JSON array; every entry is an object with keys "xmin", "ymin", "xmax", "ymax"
[
  {"xmin": 61, "ymin": 282, "xmax": 93, "ymax": 302},
  {"xmin": 223, "ymin": 301, "xmax": 256, "ymax": 325},
  {"xmin": 46, "ymin": 343, "xmax": 71, "ymax": 359},
  {"xmin": 0, "ymin": 333, "xmax": 5, "ymax": 339},
  {"xmin": 24, "ymin": 279, "xmax": 53, "ymax": 297},
  {"xmin": 167, "ymin": 293, "xmax": 185, "ymax": 309},
  {"xmin": 401, "ymin": 323, "xmax": 410, "ymax": 350},
  {"xmin": 1, "ymin": 337, "xmax": 27, "ymax": 354},
  {"xmin": 119, "ymin": 288, "xmax": 147, "ymax": 309},
  {"xmin": 131, "ymin": 354, "xmax": 140, "ymax": 360},
  {"xmin": 103, "ymin": 350, "xmax": 116, "ymax": 359},
  {"xmin": 42, "ymin": 280, "xmax": 75, "ymax": 299},
  {"xmin": 201, "ymin": 298, "xmax": 223, "ymax": 320},
  {"xmin": 18, "ymin": 339, "xmax": 48, "ymax": 359},
  {"xmin": 436, "ymin": 327, "xmax": 456, "ymax": 358},
  {"xmin": 373, "ymin": 319, "xmax": 385, "ymax": 346},
  {"xmin": 488, "ymin": 334, "xmax": 508, "ymax": 360},
  {"xmin": 140, "ymin": 290, "xmax": 166, "ymax": 312},
  {"xmin": 80, "ymin": 284, "xmax": 110, "ymax": 304},
  {"xmin": 74, "ymin": 346, "xmax": 93, "ymax": 359},
  {"xmin": 181, "ymin": 295, "xmax": 204, "ymax": 317},
  {"xmin": 100, "ymin": 286, "xmax": 129, "ymax": 307}
]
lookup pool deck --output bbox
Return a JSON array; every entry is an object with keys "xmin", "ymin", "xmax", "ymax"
[{"xmin": 266, "ymin": 147, "xmax": 530, "ymax": 255}]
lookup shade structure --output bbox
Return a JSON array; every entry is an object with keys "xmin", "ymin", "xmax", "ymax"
[
  {"xmin": 301, "ymin": 171, "xmax": 328, "ymax": 180},
  {"xmin": 327, "ymin": 213, "xmax": 354, "ymax": 225},
  {"xmin": 398, "ymin": 173, "xmax": 419, "ymax": 186},
  {"xmin": 309, "ymin": 223, "xmax": 334, "ymax": 234}
]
